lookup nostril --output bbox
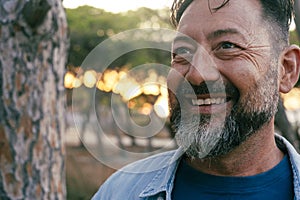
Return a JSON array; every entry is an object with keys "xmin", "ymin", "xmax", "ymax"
[{"xmin": 185, "ymin": 65, "xmax": 220, "ymax": 86}]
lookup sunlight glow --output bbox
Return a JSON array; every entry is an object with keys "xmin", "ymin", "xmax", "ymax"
[
  {"xmin": 118, "ymin": 80, "xmax": 142, "ymax": 101},
  {"xmin": 140, "ymin": 103, "xmax": 153, "ymax": 115},
  {"xmin": 282, "ymin": 88, "xmax": 300, "ymax": 111},
  {"xmin": 83, "ymin": 70, "xmax": 97, "ymax": 88},
  {"xmin": 65, "ymin": 68, "xmax": 169, "ymax": 118},
  {"xmin": 154, "ymin": 95, "xmax": 169, "ymax": 118},
  {"xmin": 142, "ymin": 83, "xmax": 160, "ymax": 96},
  {"xmin": 290, "ymin": 19, "xmax": 296, "ymax": 31},
  {"xmin": 73, "ymin": 77, "xmax": 83, "ymax": 88},
  {"xmin": 64, "ymin": 72, "xmax": 75, "ymax": 89}
]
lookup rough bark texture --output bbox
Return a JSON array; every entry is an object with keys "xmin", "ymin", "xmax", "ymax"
[{"xmin": 0, "ymin": 0, "xmax": 68, "ymax": 199}]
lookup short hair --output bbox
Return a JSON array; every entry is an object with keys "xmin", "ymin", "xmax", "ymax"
[{"xmin": 170, "ymin": 0, "xmax": 294, "ymax": 47}]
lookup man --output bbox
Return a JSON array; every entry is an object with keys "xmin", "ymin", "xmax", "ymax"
[{"xmin": 92, "ymin": 0, "xmax": 300, "ymax": 199}]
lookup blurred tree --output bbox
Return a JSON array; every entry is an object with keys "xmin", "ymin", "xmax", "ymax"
[
  {"xmin": 275, "ymin": 0, "xmax": 300, "ymax": 151},
  {"xmin": 295, "ymin": 0, "xmax": 300, "ymax": 86},
  {"xmin": 275, "ymin": 99, "xmax": 300, "ymax": 151},
  {"xmin": 66, "ymin": 6, "xmax": 138, "ymax": 66},
  {"xmin": 0, "ymin": 0, "xmax": 68, "ymax": 199},
  {"xmin": 295, "ymin": 0, "xmax": 300, "ymax": 38},
  {"xmin": 66, "ymin": 6, "xmax": 172, "ymax": 67}
]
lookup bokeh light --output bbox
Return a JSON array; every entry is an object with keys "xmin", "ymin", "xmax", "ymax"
[
  {"xmin": 83, "ymin": 70, "xmax": 97, "ymax": 88},
  {"xmin": 65, "ymin": 66, "xmax": 170, "ymax": 118},
  {"xmin": 282, "ymin": 87, "xmax": 300, "ymax": 111}
]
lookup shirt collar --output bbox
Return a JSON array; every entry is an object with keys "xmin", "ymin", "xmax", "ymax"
[
  {"xmin": 276, "ymin": 135, "xmax": 300, "ymax": 198},
  {"xmin": 139, "ymin": 135, "xmax": 300, "ymax": 199},
  {"xmin": 139, "ymin": 147, "xmax": 184, "ymax": 199}
]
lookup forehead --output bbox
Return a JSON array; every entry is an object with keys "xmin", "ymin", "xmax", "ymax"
[{"xmin": 177, "ymin": 0, "xmax": 264, "ymax": 39}]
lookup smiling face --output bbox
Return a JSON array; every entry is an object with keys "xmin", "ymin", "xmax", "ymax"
[{"xmin": 169, "ymin": 0, "xmax": 280, "ymax": 158}]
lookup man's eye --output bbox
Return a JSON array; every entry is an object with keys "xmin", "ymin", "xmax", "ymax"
[
  {"xmin": 172, "ymin": 47, "xmax": 193, "ymax": 64},
  {"xmin": 173, "ymin": 47, "xmax": 192, "ymax": 56},
  {"xmin": 220, "ymin": 42, "xmax": 238, "ymax": 49},
  {"xmin": 214, "ymin": 41, "xmax": 243, "ymax": 60}
]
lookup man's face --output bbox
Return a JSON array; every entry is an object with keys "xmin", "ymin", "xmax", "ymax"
[{"xmin": 168, "ymin": 0, "xmax": 280, "ymax": 158}]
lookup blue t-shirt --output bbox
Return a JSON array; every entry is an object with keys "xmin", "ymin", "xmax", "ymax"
[{"xmin": 172, "ymin": 155, "xmax": 294, "ymax": 200}]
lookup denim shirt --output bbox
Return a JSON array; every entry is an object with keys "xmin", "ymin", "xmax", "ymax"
[{"xmin": 92, "ymin": 135, "xmax": 300, "ymax": 200}]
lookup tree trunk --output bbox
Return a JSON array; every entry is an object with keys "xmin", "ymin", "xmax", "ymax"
[{"xmin": 0, "ymin": 0, "xmax": 68, "ymax": 199}]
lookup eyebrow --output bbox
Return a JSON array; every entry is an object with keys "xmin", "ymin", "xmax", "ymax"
[
  {"xmin": 207, "ymin": 28, "xmax": 242, "ymax": 40},
  {"xmin": 173, "ymin": 28, "xmax": 243, "ymax": 46},
  {"xmin": 172, "ymin": 35, "xmax": 198, "ymax": 47},
  {"xmin": 173, "ymin": 35, "xmax": 196, "ymax": 43}
]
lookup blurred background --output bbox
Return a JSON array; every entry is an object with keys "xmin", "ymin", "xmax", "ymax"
[
  {"xmin": 61, "ymin": 1, "xmax": 300, "ymax": 199},
  {"xmin": 62, "ymin": 1, "xmax": 177, "ymax": 199},
  {"xmin": 1, "ymin": 0, "xmax": 299, "ymax": 199}
]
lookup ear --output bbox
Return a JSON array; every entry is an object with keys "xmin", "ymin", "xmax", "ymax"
[{"xmin": 279, "ymin": 45, "xmax": 300, "ymax": 93}]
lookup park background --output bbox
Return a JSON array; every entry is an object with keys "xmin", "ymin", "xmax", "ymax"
[
  {"xmin": 63, "ymin": 3, "xmax": 300, "ymax": 199},
  {"xmin": 0, "ymin": 0, "xmax": 300, "ymax": 199}
]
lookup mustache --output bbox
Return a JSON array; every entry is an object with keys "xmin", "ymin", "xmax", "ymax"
[{"xmin": 176, "ymin": 81, "xmax": 239, "ymax": 98}]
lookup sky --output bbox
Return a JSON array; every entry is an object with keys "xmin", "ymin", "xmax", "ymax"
[{"xmin": 63, "ymin": 0, "xmax": 173, "ymax": 13}]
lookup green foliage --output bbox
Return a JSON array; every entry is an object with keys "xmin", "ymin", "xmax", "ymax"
[
  {"xmin": 290, "ymin": 30, "xmax": 300, "ymax": 86},
  {"xmin": 66, "ymin": 6, "xmax": 172, "ymax": 67},
  {"xmin": 290, "ymin": 30, "xmax": 300, "ymax": 46},
  {"xmin": 66, "ymin": 6, "xmax": 300, "ymax": 86},
  {"xmin": 289, "ymin": 29, "xmax": 300, "ymax": 86}
]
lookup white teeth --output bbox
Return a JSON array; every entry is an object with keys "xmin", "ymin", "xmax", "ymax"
[
  {"xmin": 204, "ymin": 99, "xmax": 211, "ymax": 104},
  {"xmin": 192, "ymin": 98, "xmax": 226, "ymax": 106}
]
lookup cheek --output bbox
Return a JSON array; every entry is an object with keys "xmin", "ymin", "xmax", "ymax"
[
  {"xmin": 219, "ymin": 56, "xmax": 269, "ymax": 95},
  {"xmin": 167, "ymin": 88, "xmax": 178, "ymax": 109},
  {"xmin": 167, "ymin": 66, "xmax": 189, "ymax": 94}
]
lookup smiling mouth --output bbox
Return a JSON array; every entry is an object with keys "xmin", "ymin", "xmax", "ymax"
[
  {"xmin": 177, "ymin": 82, "xmax": 239, "ymax": 111},
  {"xmin": 184, "ymin": 94, "xmax": 231, "ymax": 106},
  {"xmin": 191, "ymin": 97, "xmax": 228, "ymax": 106}
]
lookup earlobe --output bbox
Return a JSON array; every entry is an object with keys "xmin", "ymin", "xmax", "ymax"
[{"xmin": 279, "ymin": 45, "xmax": 300, "ymax": 93}]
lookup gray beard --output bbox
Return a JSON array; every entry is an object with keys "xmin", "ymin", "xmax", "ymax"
[{"xmin": 171, "ymin": 67, "xmax": 279, "ymax": 159}]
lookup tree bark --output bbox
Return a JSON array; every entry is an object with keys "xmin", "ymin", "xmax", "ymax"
[{"xmin": 0, "ymin": 0, "xmax": 68, "ymax": 199}]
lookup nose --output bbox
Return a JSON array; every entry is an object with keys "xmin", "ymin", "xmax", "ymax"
[{"xmin": 185, "ymin": 48, "xmax": 220, "ymax": 85}]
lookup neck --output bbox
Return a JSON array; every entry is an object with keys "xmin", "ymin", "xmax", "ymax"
[{"xmin": 186, "ymin": 120, "xmax": 284, "ymax": 176}]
